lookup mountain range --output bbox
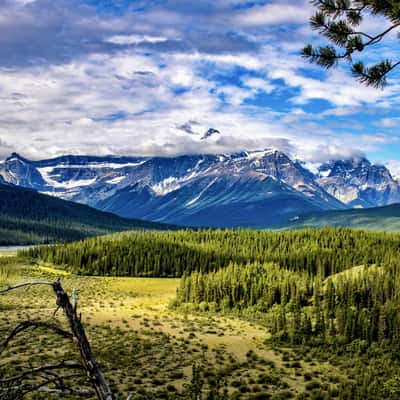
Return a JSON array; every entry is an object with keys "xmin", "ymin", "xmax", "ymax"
[{"xmin": 1, "ymin": 150, "xmax": 399, "ymax": 228}]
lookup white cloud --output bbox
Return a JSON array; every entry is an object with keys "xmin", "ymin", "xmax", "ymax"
[
  {"xmin": 384, "ymin": 160, "xmax": 400, "ymax": 182},
  {"xmin": 241, "ymin": 76, "xmax": 275, "ymax": 94},
  {"xmin": 374, "ymin": 118, "xmax": 400, "ymax": 128},
  {"xmin": 234, "ymin": 2, "xmax": 311, "ymax": 26},
  {"xmin": 385, "ymin": 160, "xmax": 400, "ymax": 181},
  {"xmin": 106, "ymin": 35, "xmax": 169, "ymax": 45},
  {"xmin": 0, "ymin": 0, "xmax": 398, "ymax": 164}
]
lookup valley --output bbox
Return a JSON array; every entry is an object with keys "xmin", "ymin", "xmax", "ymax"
[
  {"xmin": 2, "ymin": 1, "xmax": 400, "ymax": 399},
  {"xmin": 0, "ymin": 252, "xmax": 338, "ymax": 400},
  {"xmin": 284, "ymin": 203, "xmax": 400, "ymax": 231},
  {"xmin": 3, "ymin": 228, "xmax": 400, "ymax": 399}
]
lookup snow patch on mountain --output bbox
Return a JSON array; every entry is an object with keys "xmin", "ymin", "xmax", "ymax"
[
  {"xmin": 106, "ymin": 176, "xmax": 126, "ymax": 185},
  {"xmin": 151, "ymin": 169, "xmax": 204, "ymax": 195},
  {"xmin": 40, "ymin": 162, "xmax": 146, "ymax": 170},
  {"xmin": 37, "ymin": 167, "xmax": 96, "ymax": 188},
  {"xmin": 186, "ymin": 177, "xmax": 218, "ymax": 206}
]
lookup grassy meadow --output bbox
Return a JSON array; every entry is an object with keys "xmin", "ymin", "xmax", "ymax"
[{"xmin": 0, "ymin": 250, "xmax": 352, "ymax": 400}]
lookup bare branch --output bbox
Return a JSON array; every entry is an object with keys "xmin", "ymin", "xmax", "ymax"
[
  {"xmin": 0, "ymin": 281, "xmax": 53, "ymax": 295},
  {"xmin": 0, "ymin": 361, "xmax": 83, "ymax": 385},
  {"xmin": 1, "ymin": 279, "xmax": 116, "ymax": 400},
  {"xmin": 0, "ymin": 321, "xmax": 73, "ymax": 355},
  {"xmin": 365, "ymin": 22, "xmax": 400, "ymax": 46},
  {"xmin": 0, "ymin": 373, "xmax": 86, "ymax": 398},
  {"xmin": 38, "ymin": 386, "xmax": 94, "ymax": 398},
  {"xmin": 50, "ymin": 280, "xmax": 115, "ymax": 400},
  {"xmin": 51, "ymin": 306, "xmax": 61, "ymax": 319}
]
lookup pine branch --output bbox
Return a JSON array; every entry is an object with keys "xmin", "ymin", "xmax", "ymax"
[
  {"xmin": 311, "ymin": 0, "xmax": 367, "ymax": 15},
  {"xmin": 303, "ymin": 1, "xmax": 400, "ymax": 87},
  {"xmin": 352, "ymin": 60, "xmax": 400, "ymax": 88}
]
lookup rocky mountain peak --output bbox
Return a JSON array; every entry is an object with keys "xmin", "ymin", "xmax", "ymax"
[
  {"xmin": 317, "ymin": 157, "xmax": 399, "ymax": 207},
  {"xmin": 201, "ymin": 128, "xmax": 220, "ymax": 140},
  {"xmin": 6, "ymin": 152, "xmax": 26, "ymax": 162}
]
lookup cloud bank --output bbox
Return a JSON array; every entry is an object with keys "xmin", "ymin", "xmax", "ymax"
[{"xmin": 0, "ymin": 0, "xmax": 399, "ymax": 165}]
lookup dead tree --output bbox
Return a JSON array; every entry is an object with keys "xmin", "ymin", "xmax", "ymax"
[{"xmin": 0, "ymin": 279, "xmax": 129, "ymax": 400}]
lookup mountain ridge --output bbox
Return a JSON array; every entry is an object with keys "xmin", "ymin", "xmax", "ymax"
[{"xmin": 1, "ymin": 150, "xmax": 399, "ymax": 228}]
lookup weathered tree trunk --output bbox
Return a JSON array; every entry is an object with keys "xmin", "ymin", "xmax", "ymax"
[{"xmin": 51, "ymin": 280, "xmax": 115, "ymax": 400}]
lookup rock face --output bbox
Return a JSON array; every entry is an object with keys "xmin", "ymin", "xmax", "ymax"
[
  {"xmin": 1, "ymin": 150, "xmax": 399, "ymax": 227},
  {"xmin": 201, "ymin": 128, "xmax": 220, "ymax": 140},
  {"xmin": 0, "ymin": 153, "xmax": 48, "ymax": 189},
  {"xmin": 317, "ymin": 158, "xmax": 400, "ymax": 208}
]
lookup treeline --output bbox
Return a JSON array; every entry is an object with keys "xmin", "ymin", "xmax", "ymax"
[
  {"xmin": 176, "ymin": 261, "xmax": 400, "ymax": 349},
  {"xmin": 24, "ymin": 228, "xmax": 400, "ymax": 277}
]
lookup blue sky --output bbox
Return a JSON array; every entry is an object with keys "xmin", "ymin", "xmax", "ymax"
[{"xmin": 1, "ymin": 0, "xmax": 400, "ymax": 173}]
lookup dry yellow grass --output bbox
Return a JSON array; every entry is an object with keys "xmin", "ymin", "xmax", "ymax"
[{"xmin": 0, "ymin": 258, "xmax": 345, "ymax": 399}]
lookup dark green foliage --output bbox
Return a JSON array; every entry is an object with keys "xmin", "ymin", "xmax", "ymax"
[
  {"xmin": 177, "ymin": 261, "xmax": 400, "ymax": 348},
  {"xmin": 0, "ymin": 183, "xmax": 173, "ymax": 245},
  {"xmin": 183, "ymin": 364, "xmax": 229, "ymax": 400},
  {"xmin": 185, "ymin": 364, "xmax": 204, "ymax": 400},
  {"xmin": 24, "ymin": 227, "xmax": 400, "ymax": 277},
  {"xmin": 303, "ymin": 1, "xmax": 400, "ymax": 88},
  {"xmin": 176, "ymin": 262, "xmax": 311, "ymax": 313}
]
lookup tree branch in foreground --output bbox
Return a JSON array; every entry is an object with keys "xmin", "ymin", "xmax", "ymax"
[{"xmin": 0, "ymin": 279, "xmax": 117, "ymax": 400}]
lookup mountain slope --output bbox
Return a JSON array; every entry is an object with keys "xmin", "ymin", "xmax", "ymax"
[
  {"xmin": 0, "ymin": 183, "xmax": 173, "ymax": 245},
  {"xmin": 283, "ymin": 203, "xmax": 400, "ymax": 231},
  {"xmin": 99, "ymin": 175, "xmax": 326, "ymax": 228}
]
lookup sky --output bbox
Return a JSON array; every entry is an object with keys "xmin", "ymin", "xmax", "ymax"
[{"xmin": 0, "ymin": 0, "xmax": 400, "ymax": 172}]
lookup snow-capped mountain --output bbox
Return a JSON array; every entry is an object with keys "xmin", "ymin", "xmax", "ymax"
[
  {"xmin": 0, "ymin": 150, "xmax": 398, "ymax": 227},
  {"xmin": 317, "ymin": 157, "xmax": 400, "ymax": 208}
]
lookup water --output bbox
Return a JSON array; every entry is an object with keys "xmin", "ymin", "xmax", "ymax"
[{"xmin": 0, "ymin": 245, "xmax": 34, "ymax": 252}]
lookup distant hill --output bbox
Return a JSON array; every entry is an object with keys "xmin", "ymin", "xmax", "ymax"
[
  {"xmin": 0, "ymin": 183, "xmax": 174, "ymax": 245},
  {"xmin": 283, "ymin": 203, "xmax": 400, "ymax": 231}
]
